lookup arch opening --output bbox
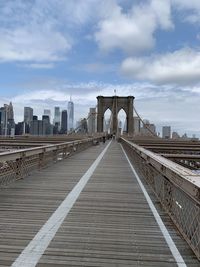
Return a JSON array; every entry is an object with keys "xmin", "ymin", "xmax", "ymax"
[
  {"xmin": 117, "ymin": 109, "xmax": 127, "ymax": 135},
  {"xmin": 103, "ymin": 108, "xmax": 112, "ymax": 133}
]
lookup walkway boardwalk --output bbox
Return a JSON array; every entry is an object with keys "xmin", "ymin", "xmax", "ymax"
[{"xmin": 0, "ymin": 141, "xmax": 199, "ymax": 266}]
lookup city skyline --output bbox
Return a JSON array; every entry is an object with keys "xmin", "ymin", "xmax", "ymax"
[
  {"xmin": 0, "ymin": 100, "xmax": 196, "ymax": 139},
  {"xmin": 0, "ymin": 1, "xmax": 199, "ymax": 137}
]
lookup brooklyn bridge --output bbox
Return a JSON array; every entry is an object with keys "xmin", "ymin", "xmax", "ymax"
[{"xmin": 0, "ymin": 96, "xmax": 199, "ymax": 267}]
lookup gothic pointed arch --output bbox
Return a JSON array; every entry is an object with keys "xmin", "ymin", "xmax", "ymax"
[{"xmin": 97, "ymin": 95, "xmax": 134, "ymax": 134}]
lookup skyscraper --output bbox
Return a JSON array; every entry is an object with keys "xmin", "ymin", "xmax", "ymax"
[
  {"xmin": 162, "ymin": 126, "xmax": 171, "ymax": 139},
  {"xmin": 0, "ymin": 106, "xmax": 6, "ymax": 135},
  {"xmin": 133, "ymin": 116, "xmax": 140, "ymax": 135},
  {"xmin": 24, "ymin": 107, "xmax": 33, "ymax": 124},
  {"xmin": 42, "ymin": 115, "xmax": 52, "ymax": 135},
  {"xmin": 68, "ymin": 98, "xmax": 74, "ymax": 132},
  {"xmin": 0, "ymin": 102, "xmax": 15, "ymax": 136},
  {"xmin": 88, "ymin": 107, "xmax": 96, "ymax": 134},
  {"xmin": 44, "ymin": 109, "xmax": 51, "ymax": 122},
  {"xmin": 7, "ymin": 102, "xmax": 15, "ymax": 136},
  {"xmin": 53, "ymin": 107, "xmax": 61, "ymax": 129},
  {"xmin": 7, "ymin": 102, "xmax": 14, "ymax": 121},
  {"xmin": 61, "ymin": 110, "xmax": 68, "ymax": 134},
  {"xmin": 24, "ymin": 107, "xmax": 33, "ymax": 134}
]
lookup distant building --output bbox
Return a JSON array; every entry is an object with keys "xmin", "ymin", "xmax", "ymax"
[
  {"xmin": 181, "ymin": 133, "xmax": 188, "ymax": 140},
  {"xmin": 24, "ymin": 107, "xmax": 33, "ymax": 134},
  {"xmin": 15, "ymin": 122, "xmax": 24, "ymax": 135},
  {"xmin": 77, "ymin": 118, "xmax": 88, "ymax": 133},
  {"xmin": 24, "ymin": 107, "xmax": 33, "ymax": 124},
  {"xmin": 162, "ymin": 126, "xmax": 171, "ymax": 139},
  {"xmin": 172, "ymin": 131, "xmax": 180, "ymax": 139},
  {"xmin": 133, "ymin": 116, "xmax": 140, "ymax": 135},
  {"xmin": 104, "ymin": 118, "xmax": 110, "ymax": 133},
  {"xmin": 0, "ymin": 103, "xmax": 15, "ymax": 136},
  {"xmin": 140, "ymin": 120, "xmax": 156, "ymax": 136},
  {"xmin": 30, "ymin": 119, "xmax": 38, "ymax": 135},
  {"xmin": 123, "ymin": 119, "xmax": 127, "ymax": 134},
  {"xmin": 88, "ymin": 107, "xmax": 96, "ymax": 134},
  {"xmin": 118, "ymin": 120, "xmax": 122, "ymax": 135},
  {"xmin": 7, "ymin": 102, "xmax": 14, "ymax": 121},
  {"xmin": 68, "ymin": 98, "xmax": 74, "ymax": 131},
  {"xmin": 33, "ymin": 115, "xmax": 38, "ymax": 121},
  {"xmin": 0, "ymin": 106, "xmax": 6, "ymax": 135},
  {"xmin": 42, "ymin": 115, "xmax": 50, "ymax": 124},
  {"xmin": 53, "ymin": 122, "xmax": 60, "ymax": 135},
  {"xmin": 53, "ymin": 107, "xmax": 61, "ymax": 129},
  {"xmin": 44, "ymin": 109, "xmax": 51, "ymax": 122},
  {"xmin": 30, "ymin": 116, "xmax": 52, "ymax": 136},
  {"xmin": 6, "ymin": 102, "xmax": 15, "ymax": 135},
  {"xmin": 38, "ymin": 120, "xmax": 44, "ymax": 135},
  {"xmin": 42, "ymin": 115, "xmax": 52, "ymax": 135},
  {"xmin": 61, "ymin": 110, "xmax": 68, "ymax": 134}
]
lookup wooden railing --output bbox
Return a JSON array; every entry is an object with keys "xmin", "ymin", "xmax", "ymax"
[
  {"xmin": 120, "ymin": 137, "xmax": 200, "ymax": 260},
  {"xmin": 0, "ymin": 137, "xmax": 102, "ymax": 187}
]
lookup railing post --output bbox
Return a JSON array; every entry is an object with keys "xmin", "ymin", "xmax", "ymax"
[
  {"xmin": 62, "ymin": 146, "xmax": 67, "ymax": 159},
  {"xmin": 38, "ymin": 151, "xmax": 45, "ymax": 169},
  {"xmin": 15, "ymin": 157, "xmax": 23, "ymax": 180},
  {"xmin": 53, "ymin": 149, "xmax": 58, "ymax": 162}
]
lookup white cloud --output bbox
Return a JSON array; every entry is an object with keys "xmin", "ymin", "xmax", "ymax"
[
  {"xmin": 121, "ymin": 48, "xmax": 200, "ymax": 85},
  {"xmin": 22, "ymin": 63, "xmax": 55, "ymax": 69},
  {"xmin": 0, "ymin": 28, "xmax": 71, "ymax": 62},
  {"xmin": 172, "ymin": 0, "xmax": 200, "ymax": 23},
  {"xmin": 0, "ymin": 0, "xmax": 124, "ymax": 64},
  {"xmin": 151, "ymin": 0, "xmax": 173, "ymax": 30},
  {"xmin": 74, "ymin": 62, "xmax": 117, "ymax": 73},
  {"xmin": 173, "ymin": 0, "xmax": 200, "ymax": 10},
  {"xmin": 0, "ymin": 0, "xmax": 82, "ymax": 63},
  {"xmin": 0, "ymin": 0, "xmax": 176, "ymax": 63},
  {"xmin": 95, "ymin": 0, "xmax": 172, "ymax": 54}
]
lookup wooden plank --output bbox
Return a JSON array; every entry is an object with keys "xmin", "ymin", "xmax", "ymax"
[
  {"xmin": 0, "ymin": 141, "xmax": 199, "ymax": 266},
  {"xmin": 0, "ymin": 144, "xmax": 105, "ymax": 266},
  {"xmin": 36, "ymin": 142, "xmax": 199, "ymax": 266}
]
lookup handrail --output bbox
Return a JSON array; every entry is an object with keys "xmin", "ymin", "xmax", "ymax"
[
  {"xmin": 120, "ymin": 137, "xmax": 200, "ymax": 260},
  {"xmin": 0, "ymin": 138, "xmax": 92, "ymax": 162},
  {"xmin": 0, "ymin": 136, "xmax": 103, "ymax": 187},
  {"xmin": 120, "ymin": 137, "xmax": 200, "ymax": 203}
]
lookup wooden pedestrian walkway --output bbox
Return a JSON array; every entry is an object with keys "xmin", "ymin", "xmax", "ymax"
[{"xmin": 0, "ymin": 141, "xmax": 199, "ymax": 266}]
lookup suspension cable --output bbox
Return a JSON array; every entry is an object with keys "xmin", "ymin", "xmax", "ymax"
[
  {"xmin": 68, "ymin": 105, "xmax": 98, "ymax": 135},
  {"xmin": 133, "ymin": 105, "xmax": 158, "ymax": 137}
]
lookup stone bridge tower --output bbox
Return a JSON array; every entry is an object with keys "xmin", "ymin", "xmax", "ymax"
[{"xmin": 97, "ymin": 96, "xmax": 134, "ymax": 135}]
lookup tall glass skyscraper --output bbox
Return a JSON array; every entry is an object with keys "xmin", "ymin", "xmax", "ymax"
[
  {"xmin": 53, "ymin": 107, "xmax": 61, "ymax": 129},
  {"xmin": 61, "ymin": 110, "xmax": 68, "ymax": 134},
  {"xmin": 68, "ymin": 98, "xmax": 74, "ymax": 131},
  {"xmin": 0, "ymin": 102, "xmax": 15, "ymax": 136},
  {"xmin": 24, "ymin": 107, "xmax": 33, "ymax": 125},
  {"xmin": 44, "ymin": 109, "xmax": 51, "ymax": 122}
]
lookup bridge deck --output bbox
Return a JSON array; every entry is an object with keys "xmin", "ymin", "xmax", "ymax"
[{"xmin": 0, "ymin": 141, "xmax": 198, "ymax": 266}]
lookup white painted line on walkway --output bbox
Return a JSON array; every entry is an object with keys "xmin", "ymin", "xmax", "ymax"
[
  {"xmin": 11, "ymin": 141, "xmax": 111, "ymax": 267},
  {"xmin": 121, "ymin": 144, "xmax": 187, "ymax": 267}
]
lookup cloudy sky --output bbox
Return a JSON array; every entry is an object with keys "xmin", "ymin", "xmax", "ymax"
[{"xmin": 0, "ymin": 0, "xmax": 200, "ymax": 136}]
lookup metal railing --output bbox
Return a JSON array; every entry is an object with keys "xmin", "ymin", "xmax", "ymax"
[
  {"xmin": 120, "ymin": 137, "xmax": 200, "ymax": 260},
  {"xmin": 0, "ymin": 137, "xmax": 102, "ymax": 188}
]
